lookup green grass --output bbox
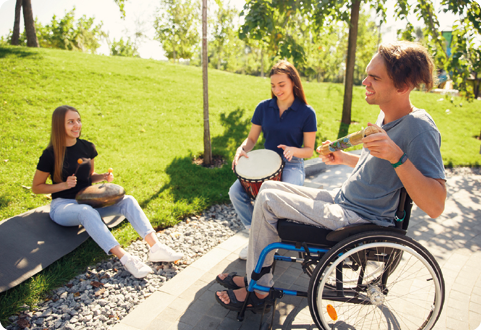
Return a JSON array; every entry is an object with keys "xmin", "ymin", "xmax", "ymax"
[{"xmin": 0, "ymin": 45, "xmax": 480, "ymax": 324}]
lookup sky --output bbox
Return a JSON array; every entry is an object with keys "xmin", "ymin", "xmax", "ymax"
[{"xmin": 0, "ymin": 0, "xmax": 459, "ymax": 60}]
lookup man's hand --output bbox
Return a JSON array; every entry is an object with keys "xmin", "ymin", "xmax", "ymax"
[
  {"xmin": 317, "ymin": 141, "xmax": 345, "ymax": 165},
  {"xmin": 362, "ymin": 123, "xmax": 404, "ymax": 164}
]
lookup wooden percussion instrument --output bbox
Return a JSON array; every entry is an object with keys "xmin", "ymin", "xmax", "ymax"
[
  {"xmin": 76, "ymin": 183, "xmax": 125, "ymax": 208},
  {"xmin": 234, "ymin": 149, "xmax": 284, "ymax": 199},
  {"xmin": 317, "ymin": 126, "xmax": 383, "ymax": 155}
]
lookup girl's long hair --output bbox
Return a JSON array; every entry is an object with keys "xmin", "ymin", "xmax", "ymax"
[
  {"xmin": 269, "ymin": 60, "xmax": 308, "ymax": 104},
  {"xmin": 48, "ymin": 105, "xmax": 80, "ymax": 183}
]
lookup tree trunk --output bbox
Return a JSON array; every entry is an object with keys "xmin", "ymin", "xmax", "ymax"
[
  {"xmin": 22, "ymin": 0, "xmax": 38, "ymax": 47},
  {"xmin": 260, "ymin": 48, "xmax": 264, "ymax": 77},
  {"xmin": 202, "ymin": 0, "xmax": 212, "ymax": 166},
  {"xmin": 341, "ymin": 0, "xmax": 360, "ymax": 125},
  {"xmin": 11, "ymin": 0, "xmax": 22, "ymax": 45}
]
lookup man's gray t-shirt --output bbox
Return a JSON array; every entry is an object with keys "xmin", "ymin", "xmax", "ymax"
[{"xmin": 334, "ymin": 109, "xmax": 445, "ymax": 226}]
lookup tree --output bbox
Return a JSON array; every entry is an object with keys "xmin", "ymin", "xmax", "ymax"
[
  {"xmin": 11, "ymin": 0, "xmax": 22, "ymax": 45},
  {"xmin": 110, "ymin": 37, "xmax": 139, "ymax": 57},
  {"xmin": 240, "ymin": 0, "xmax": 481, "ymax": 124},
  {"xmin": 10, "ymin": 0, "xmax": 127, "ymax": 50},
  {"xmin": 154, "ymin": 0, "xmax": 200, "ymax": 63},
  {"xmin": 113, "ymin": 0, "xmax": 128, "ymax": 19},
  {"xmin": 202, "ymin": 0, "xmax": 212, "ymax": 165},
  {"xmin": 208, "ymin": 0, "xmax": 239, "ymax": 71},
  {"xmin": 341, "ymin": 0, "xmax": 360, "ymax": 125},
  {"xmin": 239, "ymin": 0, "xmax": 314, "ymax": 68},
  {"xmin": 399, "ymin": 1, "xmax": 481, "ymax": 100},
  {"xmin": 301, "ymin": 24, "xmax": 348, "ymax": 83},
  {"xmin": 11, "ymin": 0, "xmax": 38, "ymax": 47},
  {"xmin": 35, "ymin": 8, "xmax": 105, "ymax": 54}
]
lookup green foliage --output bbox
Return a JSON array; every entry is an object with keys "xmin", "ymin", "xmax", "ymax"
[
  {"xmin": 394, "ymin": 0, "xmax": 481, "ymax": 100},
  {"xmin": 110, "ymin": 37, "xmax": 139, "ymax": 57},
  {"xmin": 3, "ymin": 8, "xmax": 106, "ymax": 54},
  {"xmin": 240, "ymin": 0, "xmax": 481, "ymax": 100},
  {"xmin": 354, "ymin": 11, "xmax": 379, "ymax": 84},
  {"xmin": 208, "ymin": 0, "xmax": 242, "ymax": 71},
  {"xmin": 113, "ymin": 0, "xmax": 128, "ymax": 19},
  {"xmin": 37, "ymin": 8, "xmax": 106, "ymax": 53},
  {"xmin": 154, "ymin": 0, "xmax": 200, "ymax": 62},
  {"xmin": 238, "ymin": 0, "xmax": 347, "ymax": 64},
  {"xmin": 0, "ymin": 47, "xmax": 479, "ymax": 324}
]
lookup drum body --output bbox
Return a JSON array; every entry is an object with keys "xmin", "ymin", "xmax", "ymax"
[
  {"xmin": 76, "ymin": 183, "xmax": 125, "ymax": 208},
  {"xmin": 235, "ymin": 149, "xmax": 284, "ymax": 199}
]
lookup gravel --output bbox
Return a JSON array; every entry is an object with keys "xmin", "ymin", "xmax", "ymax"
[
  {"xmin": 5, "ymin": 167, "xmax": 480, "ymax": 329},
  {"xmin": 6, "ymin": 204, "xmax": 243, "ymax": 330}
]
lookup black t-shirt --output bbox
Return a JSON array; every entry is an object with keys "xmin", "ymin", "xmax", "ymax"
[{"xmin": 36, "ymin": 139, "xmax": 98, "ymax": 199}]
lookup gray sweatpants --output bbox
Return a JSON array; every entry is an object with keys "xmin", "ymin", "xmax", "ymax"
[{"xmin": 246, "ymin": 181, "xmax": 369, "ymax": 288}]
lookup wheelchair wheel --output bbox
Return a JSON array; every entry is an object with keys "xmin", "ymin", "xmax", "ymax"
[{"xmin": 308, "ymin": 231, "xmax": 444, "ymax": 330}]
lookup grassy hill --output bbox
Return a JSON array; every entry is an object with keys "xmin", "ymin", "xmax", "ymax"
[
  {"xmin": 0, "ymin": 45, "xmax": 480, "ymax": 323},
  {"xmin": 1, "ymin": 46, "xmax": 480, "ymax": 225}
]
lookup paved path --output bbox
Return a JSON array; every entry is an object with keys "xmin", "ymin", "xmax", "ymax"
[{"xmin": 113, "ymin": 157, "xmax": 481, "ymax": 330}]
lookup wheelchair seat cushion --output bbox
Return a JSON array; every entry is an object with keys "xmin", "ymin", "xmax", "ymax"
[
  {"xmin": 277, "ymin": 219, "xmax": 334, "ymax": 247},
  {"xmin": 277, "ymin": 220, "xmax": 406, "ymax": 247}
]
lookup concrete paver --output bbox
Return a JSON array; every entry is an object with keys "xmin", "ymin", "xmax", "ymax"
[{"xmin": 113, "ymin": 157, "xmax": 481, "ymax": 330}]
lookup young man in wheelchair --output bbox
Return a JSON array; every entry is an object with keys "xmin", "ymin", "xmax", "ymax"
[{"xmin": 216, "ymin": 41, "xmax": 447, "ymax": 313}]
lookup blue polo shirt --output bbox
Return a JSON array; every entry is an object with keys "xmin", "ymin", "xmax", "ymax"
[{"xmin": 251, "ymin": 98, "xmax": 317, "ymax": 158}]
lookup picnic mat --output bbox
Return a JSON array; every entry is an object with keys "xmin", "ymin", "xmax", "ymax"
[{"xmin": 0, "ymin": 205, "xmax": 124, "ymax": 293}]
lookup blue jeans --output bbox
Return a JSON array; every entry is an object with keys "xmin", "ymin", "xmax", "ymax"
[
  {"xmin": 229, "ymin": 156, "xmax": 305, "ymax": 229},
  {"xmin": 49, "ymin": 195, "xmax": 154, "ymax": 254}
]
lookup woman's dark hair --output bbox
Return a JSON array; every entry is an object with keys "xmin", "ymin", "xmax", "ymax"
[{"xmin": 269, "ymin": 60, "xmax": 308, "ymax": 104}]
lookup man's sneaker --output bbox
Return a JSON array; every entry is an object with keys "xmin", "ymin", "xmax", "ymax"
[
  {"xmin": 122, "ymin": 255, "xmax": 153, "ymax": 278},
  {"xmin": 149, "ymin": 243, "xmax": 184, "ymax": 262},
  {"xmin": 239, "ymin": 245, "xmax": 248, "ymax": 260}
]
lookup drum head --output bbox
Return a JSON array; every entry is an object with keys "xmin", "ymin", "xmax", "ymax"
[{"xmin": 236, "ymin": 149, "xmax": 282, "ymax": 180}]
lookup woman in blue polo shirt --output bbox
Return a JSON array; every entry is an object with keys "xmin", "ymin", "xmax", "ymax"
[{"xmin": 229, "ymin": 60, "xmax": 317, "ymax": 259}]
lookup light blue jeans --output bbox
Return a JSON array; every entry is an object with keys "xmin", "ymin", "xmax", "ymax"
[
  {"xmin": 229, "ymin": 156, "xmax": 305, "ymax": 229},
  {"xmin": 49, "ymin": 195, "xmax": 154, "ymax": 254}
]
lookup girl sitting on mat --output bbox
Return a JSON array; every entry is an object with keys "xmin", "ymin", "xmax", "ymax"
[
  {"xmin": 229, "ymin": 60, "xmax": 317, "ymax": 260},
  {"xmin": 32, "ymin": 105, "xmax": 183, "ymax": 278}
]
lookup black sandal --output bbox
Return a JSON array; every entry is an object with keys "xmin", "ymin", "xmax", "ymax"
[
  {"xmin": 215, "ymin": 289, "xmax": 270, "ymax": 313},
  {"xmin": 216, "ymin": 272, "xmax": 248, "ymax": 290}
]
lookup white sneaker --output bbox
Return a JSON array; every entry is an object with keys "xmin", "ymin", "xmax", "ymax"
[
  {"xmin": 122, "ymin": 255, "xmax": 153, "ymax": 279},
  {"xmin": 239, "ymin": 245, "xmax": 248, "ymax": 260},
  {"xmin": 149, "ymin": 243, "xmax": 184, "ymax": 262}
]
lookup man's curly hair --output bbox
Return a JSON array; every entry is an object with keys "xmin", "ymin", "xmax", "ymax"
[{"xmin": 378, "ymin": 41, "xmax": 435, "ymax": 92}]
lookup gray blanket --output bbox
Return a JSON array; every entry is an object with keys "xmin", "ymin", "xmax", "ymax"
[{"xmin": 0, "ymin": 205, "xmax": 124, "ymax": 293}]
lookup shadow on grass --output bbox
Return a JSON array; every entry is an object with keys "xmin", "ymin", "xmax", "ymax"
[
  {"xmin": 0, "ymin": 46, "xmax": 42, "ymax": 59},
  {"xmin": 139, "ymin": 108, "xmax": 258, "ymax": 227}
]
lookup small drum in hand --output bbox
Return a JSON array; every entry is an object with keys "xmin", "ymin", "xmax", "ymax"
[
  {"xmin": 76, "ymin": 183, "xmax": 125, "ymax": 208},
  {"xmin": 235, "ymin": 149, "xmax": 284, "ymax": 199}
]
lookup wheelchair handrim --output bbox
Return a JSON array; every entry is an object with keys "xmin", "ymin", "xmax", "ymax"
[{"xmin": 316, "ymin": 241, "xmax": 443, "ymax": 330}]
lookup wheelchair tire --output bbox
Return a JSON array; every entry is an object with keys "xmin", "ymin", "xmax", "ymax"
[{"xmin": 308, "ymin": 231, "xmax": 444, "ymax": 330}]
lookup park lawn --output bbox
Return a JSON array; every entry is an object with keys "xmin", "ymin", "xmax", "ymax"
[{"xmin": 0, "ymin": 45, "xmax": 480, "ymax": 324}]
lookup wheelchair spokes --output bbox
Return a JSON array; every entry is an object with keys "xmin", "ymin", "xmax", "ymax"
[{"xmin": 309, "ymin": 233, "xmax": 444, "ymax": 330}]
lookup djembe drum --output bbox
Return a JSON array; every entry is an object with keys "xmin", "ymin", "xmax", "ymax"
[
  {"xmin": 76, "ymin": 183, "xmax": 125, "ymax": 208},
  {"xmin": 234, "ymin": 149, "xmax": 284, "ymax": 199}
]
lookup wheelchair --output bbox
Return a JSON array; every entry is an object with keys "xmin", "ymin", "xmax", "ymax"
[{"xmin": 237, "ymin": 188, "xmax": 445, "ymax": 330}]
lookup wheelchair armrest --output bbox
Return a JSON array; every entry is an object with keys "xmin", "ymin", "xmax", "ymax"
[{"xmin": 326, "ymin": 224, "xmax": 406, "ymax": 242}]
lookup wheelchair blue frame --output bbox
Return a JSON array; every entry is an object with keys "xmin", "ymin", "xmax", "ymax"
[{"xmin": 246, "ymin": 242, "xmax": 328, "ymax": 296}]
